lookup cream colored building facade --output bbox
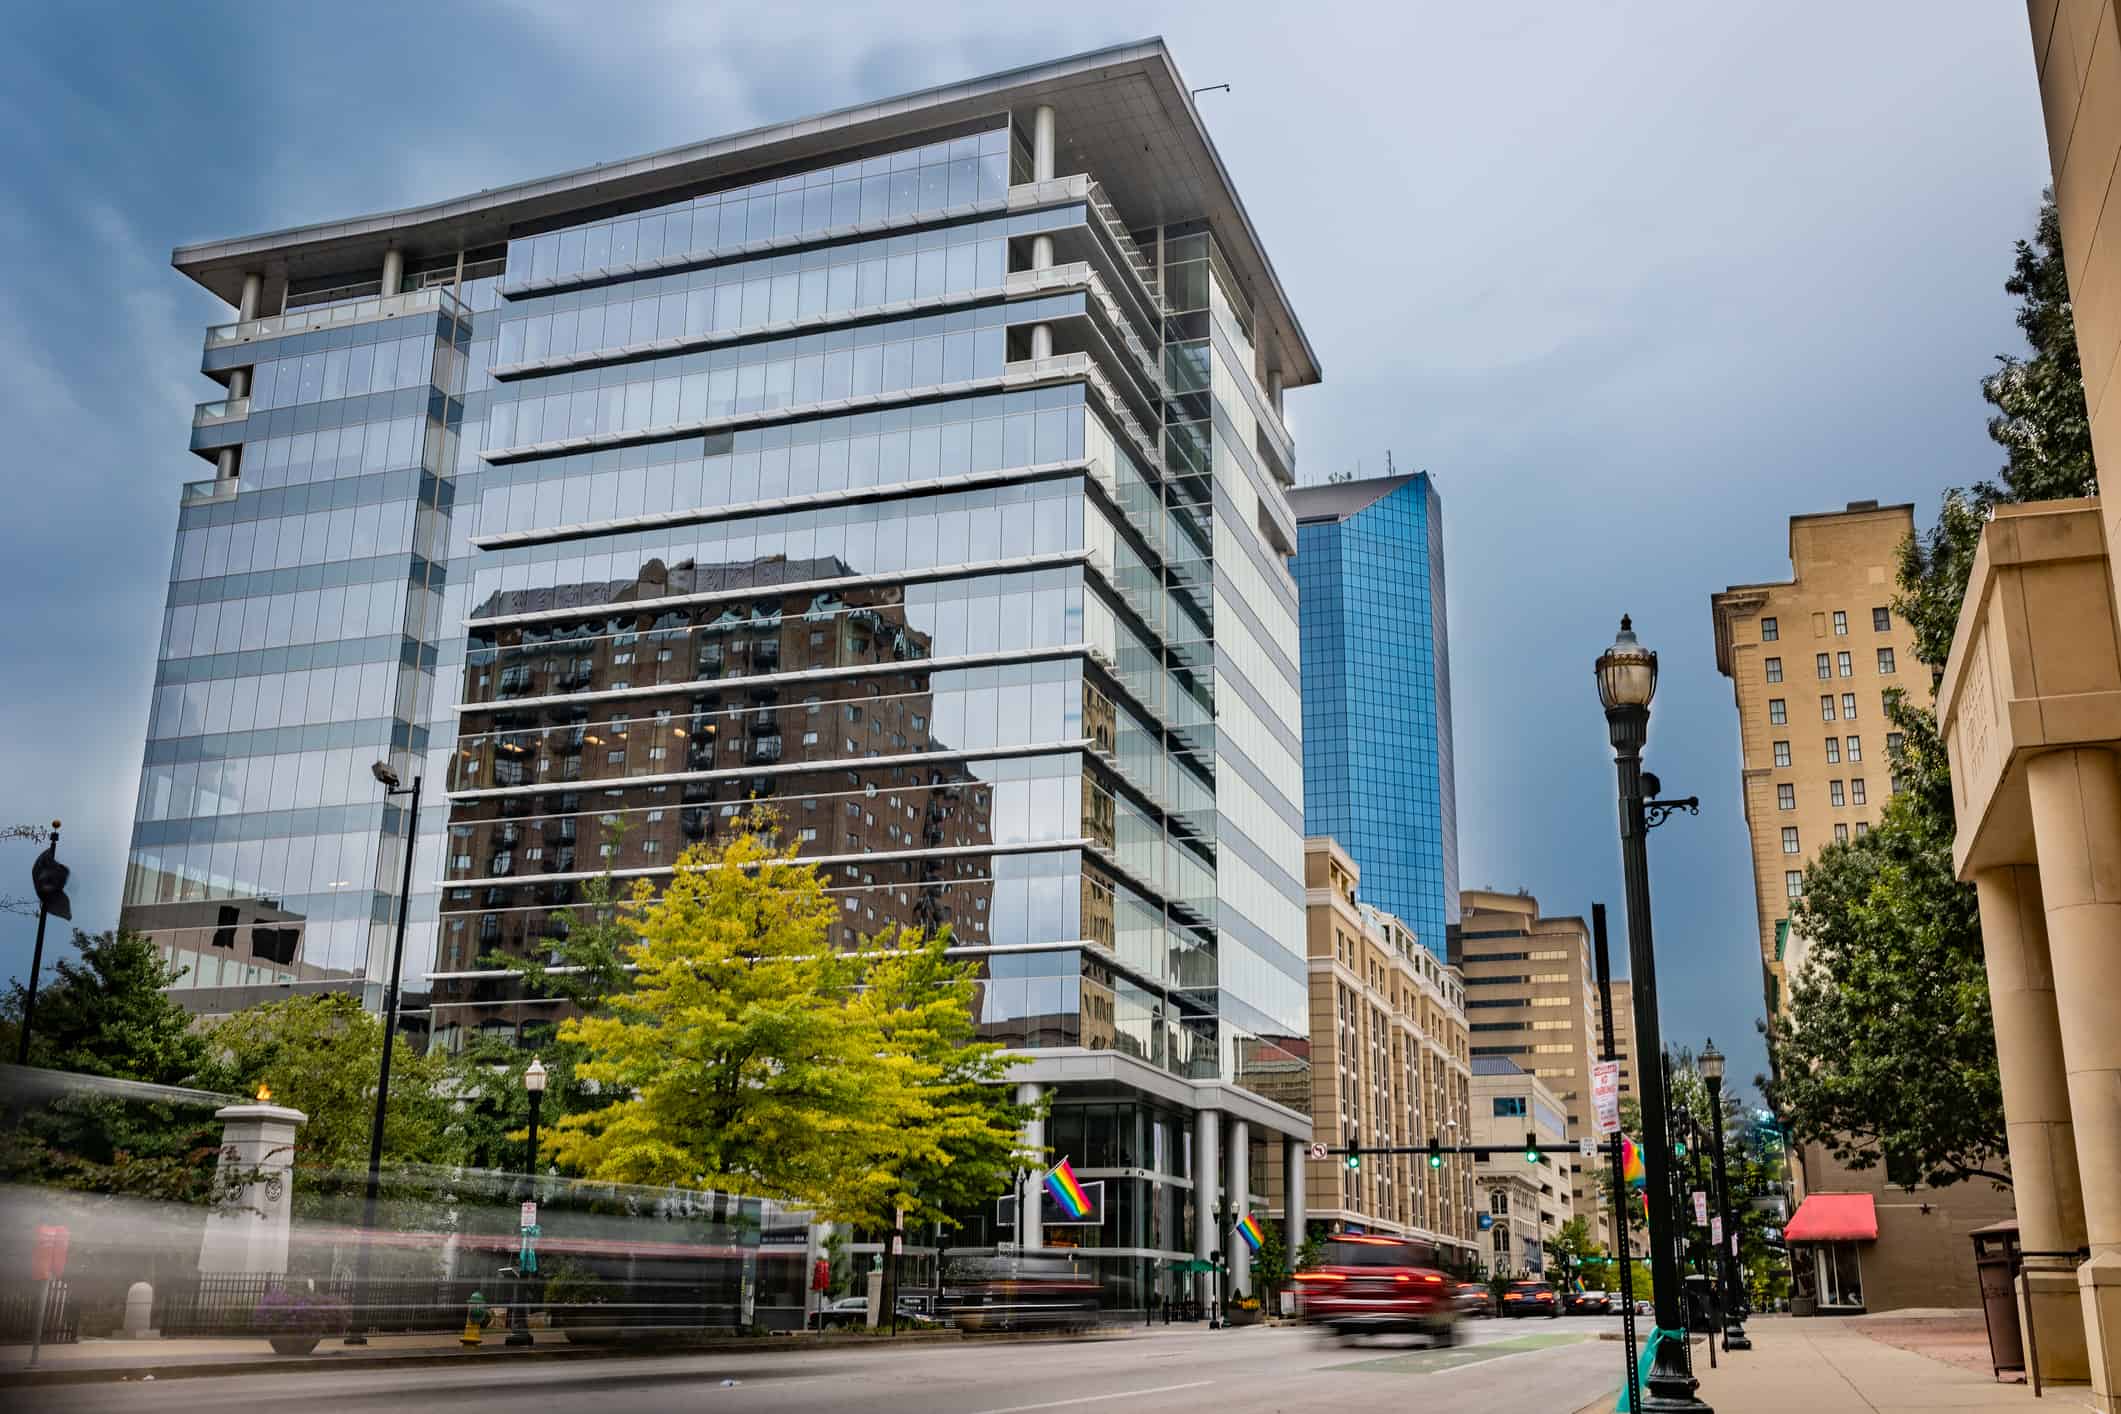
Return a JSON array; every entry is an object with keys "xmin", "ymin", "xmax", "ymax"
[
  {"xmin": 1971, "ymin": 8, "xmax": 2121, "ymax": 1401},
  {"xmin": 1278, "ymin": 838, "xmax": 1475, "ymax": 1263},
  {"xmin": 1597, "ymin": 978, "xmax": 1639, "ymax": 1105},
  {"xmin": 1454, "ymin": 891, "xmax": 1603, "ymax": 1244},
  {"xmin": 1470, "ymin": 1058, "xmax": 1574, "ymax": 1279},
  {"xmin": 1710, "ymin": 500, "xmax": 1927, "ymax": 1013}
]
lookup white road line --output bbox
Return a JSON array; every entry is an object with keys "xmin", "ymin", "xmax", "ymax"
[{"xmin": 970, "ymin": 1380, "xmax": 1214, "ymax": 1414}]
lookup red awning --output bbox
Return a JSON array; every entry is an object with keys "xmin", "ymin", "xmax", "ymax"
[{"xmin": 1784, "ymin": 1193, "xmax": 1878, "ymax": 1243}]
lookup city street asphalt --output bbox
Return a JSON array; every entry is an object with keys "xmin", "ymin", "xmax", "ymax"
[{"xmin": 17, "ymin": 1316, "xmax": 1628, "ymax": 1413}]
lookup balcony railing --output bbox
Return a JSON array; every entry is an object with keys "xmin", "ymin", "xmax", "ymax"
[
  {"xmin": 181, "ymin": 476, "xmax": 240, "ymax": 506},
  {"xmin": 205, "ymin": 286, "xmax": 465, "ymax": 348},
  {"xmin": 193, "ymin": 396, "xmax": 250, "ymax": 428}
]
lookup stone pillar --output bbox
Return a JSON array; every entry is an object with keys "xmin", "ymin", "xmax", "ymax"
[
  {"xmin": 1194, "ymin": 1106, "xmax": 1219, "ymax": 1309},
  {"xmin": 1031, "ymin": 105, "xmax": 1056, "ymax": 182},
  {"xmin": 1016, "ymin": 1081, "xmax": 1044, "ymax": 1252},
  {"xmin": 1284, "ymin": 1137, "xmax": 1307, "ymax": 1262},
  {"xmin": 237, "ymin": 272, "xmax": 263, "ymax": 323},
  {"xmin": 197, "ymin": 1101, "xmax": 307, "ymax": 1275},
  {"xmin": 2026, "ymin": 747, "xmax": 2121, "ymax": 1412},
  {"xmin": 1028, "ymin": 104, "xmax": 1056, "ymax": 362},
  {"xmin": 380, "ymin": 248, "xmax": 404, "ymax": 298},
  {"xmin": 1977, "ymin": 864, "xmax": 2089, "ymax": 1382},
  {"xmin": 1227, "ymin": 1118, "xmax": 1251, "ymax": 1296}
]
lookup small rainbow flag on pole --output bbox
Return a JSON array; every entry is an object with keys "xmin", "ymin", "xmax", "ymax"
[
  {"xmin": 1235, "ymin": 1213, "xmax": 1265, "ymax": 1252},
  {"xmin": 1621, "ymin": 1136, "xmax": 1646, "ymax": 1189},
  {"xmin": 1044, "ymin": 1157, "xmax": 1092, "ymax": 1220}
]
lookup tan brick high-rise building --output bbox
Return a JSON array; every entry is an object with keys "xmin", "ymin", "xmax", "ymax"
[
  {"xmin": 1709, "ymin": 501, "xmax": 1926, "ymax": 1016},
  {"xmin": 1452, "ymin": 890, "xmax": 1604, "ymax": 1246},
  {"xmin": 1709, "ymin": 501, "xmax": 2011, "ymax": 1315},
  {"xmin": 1597, "ymin": 978, "xmax": 1638, "ymax": 1105},
  {"xmin": 1277, "ymin": 838, "xmax": 1475, "ymax": 1265}
]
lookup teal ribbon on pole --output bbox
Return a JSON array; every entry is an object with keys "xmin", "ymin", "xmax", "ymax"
[
  {"xmin": 1615, "ymin": 1327, "xmax": 1687, "ymax": 1411},
  {"xmin": 518, "ymin": 1222, "xmax": 540, "ymax": 1274}
]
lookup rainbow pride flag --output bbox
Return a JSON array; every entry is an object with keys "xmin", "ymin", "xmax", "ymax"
[
  {"xmin": 1621, "ymin": 1135, "xmax": 1646, "ymax": 1188},
  {"xmin": 1235, "ymin": 1213, "xmax": 1264, "ymax": 1252},
  {"xmin": 1044, "ymin": 1158, "xmax": 1091, "ymax": 1220}
]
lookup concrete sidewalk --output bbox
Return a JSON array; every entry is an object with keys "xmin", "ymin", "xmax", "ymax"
[{"xmin": 1676, "ymin": 1315, "xmax": 2095, "ymax": 1413}]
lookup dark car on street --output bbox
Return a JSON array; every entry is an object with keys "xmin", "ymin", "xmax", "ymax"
[
  {"xmin": 1294, "ymin": 1235, "xmax": 1458, "ymax": 1346},
  {"xmin": 1564, "ymin": 1288, "xmax": 1614, "ymax": 1315},
  {"xmin": 1452, "ymin": 1281, "xmax": 1491, "ymax": 1317},
  {"xmin": 1500, "ymin": 1280, "xmax": 1562, "ymax": 1318}
]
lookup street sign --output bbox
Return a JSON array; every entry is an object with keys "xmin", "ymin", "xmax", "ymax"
[
  {"xmin": 1692, "ymin": 1192, "xmax": 1709, "ymax": 1226},
  {"xmin": 1711, "ymin": 1216, "xmax": 1723, "ymax": 1246},
  {"xmin": 1730, "ymin": 1233, "xmax": 1740, "ymax": 1256},
  {"xmin": 1579, "ymin": 1136, "xmax": 1597, "ymax": 1158},
  {"xmin": 520, "ymin": 1202, "xmax": 537, "ymax": 1229},
  {"xmin": 1592, "ymin": 1061, "xmax": 1621, "ymax": 1135},
  {"xmin": 1309, "ymin": 1141, "xmax": 1328, "ymax": 1162}
]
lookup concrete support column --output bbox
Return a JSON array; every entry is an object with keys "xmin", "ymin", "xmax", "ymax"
[
  {"xmin": 1266, "ymin": 368, "xmax": 1284, "ymax": 414},
  {"xmin": 2025, "ymin": 747, "xmax": 2121, "ymax": 1412},
  {"xmin": 216, "ymin": 448, "xmax": 238, "ymax": 481},
  {"xmin": 1283, "ymin": 1137, "xmax": 1307, "ymax": 1264},
  {"xmin": 1031, "ymin": 104, "xmax": 1056, "ymax": 182},
  {"xmin": 1194, "ymin": 1107, "xmax": 1219, "ymax": 1309},
  {"xmin": 1976, "ymin": 863, "xmax": 2088, "ymax": 1383},
  {"xmin": 1029, "ymin": 324, "xmax": 1053, "ymax": 361},
  {"xmin": 1017, "ymin": 1081, "xmax": 1044, "ymax": 1252},
  {"xmin": 227, "ymin": 366, "xmax": 251, "ymax": 401},
  {"xmin": 1227, "ymin": 1118, "xmax": 1251, "ymax": 1296},
  {"xmin": 380, "ymin": 247, "xmax": 404, "ymax": 298},
  {"xmin": 237, "ymin": 272, "xmax": 263, "ymax": 324}
]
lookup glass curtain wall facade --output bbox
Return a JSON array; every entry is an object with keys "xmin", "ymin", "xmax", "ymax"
[
  {"xmin": 1290, "ymin": 473, "xmax": 1457, "ymax": 959},
  {"xmin": 147, "ymin": 43, "xmax": 1319, "ymax": 1308}
]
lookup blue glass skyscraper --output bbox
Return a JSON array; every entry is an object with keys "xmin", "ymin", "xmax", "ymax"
[{"xmin": 1290, "ymin": 473, "xmax": 1457, "ymax": 959}]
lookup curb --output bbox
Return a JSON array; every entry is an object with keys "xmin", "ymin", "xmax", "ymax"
[{"xmin": 0, "ymin": 1324, "xmax": 1138, "ymax": 1388}]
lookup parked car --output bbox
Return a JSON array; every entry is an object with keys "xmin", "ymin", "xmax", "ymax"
[
  {"xmin": 1293, "ymin": 1235, "xmax": 1458, "ymax": 1346},
  {"xmin": 814, "ymin": 1296, "xmax": 872, "ymax": 1329},
  {"xmin": 1500, "ymin": 1280, "xmax": 1562, "ymax": 1318},
  {"xmin": 1452, "ymin": 1282, "xmax": 1491, "ymax": 1317},
  {"xmin": 1564, "ymin": 1288, "xmax": 1614, "ymax": 1315}
]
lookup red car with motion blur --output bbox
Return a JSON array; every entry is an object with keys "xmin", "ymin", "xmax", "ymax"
[{"xmin": 1293, "ymin": 1234, "xmax": 1459, "ymax": 1346}]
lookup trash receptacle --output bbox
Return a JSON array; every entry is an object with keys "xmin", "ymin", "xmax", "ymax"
[
  {"xmin": 1971, "ymin": 1219, "xmax": 2023, "ymax": 1382},
  {"xmin": 1682, "ymin": 1274, "xmax": 1720, "ymax": 1334}
]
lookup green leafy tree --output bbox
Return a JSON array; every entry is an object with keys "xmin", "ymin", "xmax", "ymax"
[
  {"xmin": 0, "ymin": 931, "xmax": 224, "ymax": 1202},
  {"xmin": 195, "ymin": 992, "xmax": 466, "ymax": 1175},
  {"xmin": 3, "ymin": 929, "xmax": 205, "ymax": 1083},
  {"xmin": 1547, "ymin": 1215, "xmax": 1600, "ymax": 1291},
  {"xmin": 548, "ymin": 819, "xmax": 1027, "ymax": 1229}
]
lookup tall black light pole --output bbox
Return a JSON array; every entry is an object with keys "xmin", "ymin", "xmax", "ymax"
[
  {"xmin": 346, "ymin": 762, "xmax": 422, "ymax": 1346},
  {"xmin": 1595, "ymin": 617, "xmax": 1711, "ymax": 1413},
  {"xmin": 17, "ymin": 822, "xmax": 69, "ymax": 1066},
  {"xmin": 1699, "ymin": 1043, "xmax": 1750, "ymax": 1351}
]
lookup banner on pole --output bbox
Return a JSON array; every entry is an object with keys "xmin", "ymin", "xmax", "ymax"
[
  {"xmin": 1711, "ymin": 1216, "xmax": 1722, "ymax": 1246},
  {"xmin": 1592, "ymin": 1061, "xmax": 1620, "ymax": 1134},
  {"xmin": 1692, "ymin": 1191, "xmax": 1709, "ymax": 1226}
]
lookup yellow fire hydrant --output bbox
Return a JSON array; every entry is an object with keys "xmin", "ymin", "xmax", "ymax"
[{"xmin": 461, "ymin": 1290, "xmax": 487, "ymax": 1347}]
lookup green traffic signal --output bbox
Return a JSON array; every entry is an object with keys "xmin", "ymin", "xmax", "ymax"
[
  {"xmin": 1524, "ymin": 1148, "xmax": 1540, "ymax": 1163},
  {"xmin": 1345, "ymin": 1152, "xmax": 1361, "ymax": 1171},
  {"xmin": 1674, "ymin": 1140, "xmax": 1688, "ymax": 1157},
  {"xmin": 1428, "ymin": 1152, "xmax": 1443, "ymax": 1169}
]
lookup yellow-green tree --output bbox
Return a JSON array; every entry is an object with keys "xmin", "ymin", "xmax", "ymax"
[{"xmin": 547, "ymin": 820, "xmax": 1029, "ymax": 1228}]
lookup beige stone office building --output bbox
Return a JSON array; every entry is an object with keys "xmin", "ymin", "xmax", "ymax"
[
  {"xmin": 1470, "ymin": 1057, "xmax": 1574, "ymax": 1279},
  {"xmin": 1454, "ymin": 890, "xmax": 1605, "ymax": 1243},
  {"xmin": 1710, "ymin": 502, "xmax": 2013, "ymax": 1315},
  {"xmin": 1274, "ymin": 838, "xmax": 1476, "ymax": 1264},
  {"xmin": 1710, "ymin": 500, "xmax": 1927, "ymax": 1014},
  {"xmin": 1936, "ymin": 8, "xmax": 2121, "ymax": 1400},
  {"xmin": 1597, "ymin": 978, "xmax": 1639, "ymax": 1104}
]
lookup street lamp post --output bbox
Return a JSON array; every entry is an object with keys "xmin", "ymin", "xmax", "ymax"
[
  {"xmin": 1595, "ymin": 617, "xmax": 1712, "ymax": 1413},
  {"xmin": 345, "ymin": 762, "xmax": 422, "ymax": 1346},
  {"xmin": 507, "ymin": 1058, "xmax": 547, "ymax": 1347},
  {"xmin": 1699, "ymin": 1042, "xmax": 1750, "ymax": 1351}
]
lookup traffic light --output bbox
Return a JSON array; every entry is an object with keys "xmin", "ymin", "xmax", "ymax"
[
  {"xmin": 1524, "ymin": 1131, "xmax": 1541, "ymax": 1164},
  {"xmin": 1345, "ymin": 1141, "xmax": 1362, "ymax": 1172},
  {"xmin": 1674, "ymin": 1139, "xmax": 1688, "ymax": 1158}
]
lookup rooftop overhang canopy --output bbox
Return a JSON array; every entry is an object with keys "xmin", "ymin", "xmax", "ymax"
[
  {"xmin": 169, "ymin": 37, "xmax": 1318, "ymax": 391},
  {"xmin": 1782, "ymin": 1193, "xmax": 1877, "ymax": 1243}
]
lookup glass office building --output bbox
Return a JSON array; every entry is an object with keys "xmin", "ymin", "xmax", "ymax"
[
  {"xmin": 1290, "ymin": 473, "xmax": 1458, "ymax": 959},
  {"xmin": 139, "ymin": 41, "xmax": 1318, "ymax": 1310}
]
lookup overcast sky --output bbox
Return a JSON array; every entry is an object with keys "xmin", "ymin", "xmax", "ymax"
[{"xmin": 0, "ymin": 2, "xmax": 2053, "ymax": 1100}]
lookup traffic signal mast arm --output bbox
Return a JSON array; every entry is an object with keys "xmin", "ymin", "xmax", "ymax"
[{"xmin": 1329, "ymin": 1134, "xmax": 1544, "ymax": 1164}]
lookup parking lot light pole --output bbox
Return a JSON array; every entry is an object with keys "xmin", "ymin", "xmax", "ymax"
[{"xmin": 1595, "ymin": 617, "xmax": 1711, "ymax": 1413}]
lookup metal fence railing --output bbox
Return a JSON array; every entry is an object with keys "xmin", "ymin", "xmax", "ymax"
[{"xmin": 0, "ymin": 1281, "xmax": 78, "ymax": 1344}]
